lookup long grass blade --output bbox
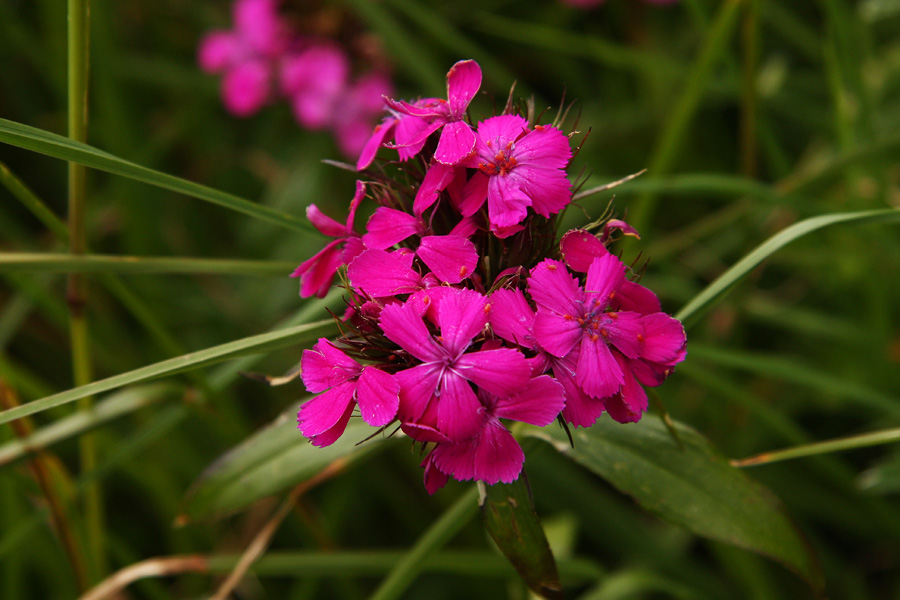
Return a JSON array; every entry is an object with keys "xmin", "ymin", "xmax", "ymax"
[
  {"xmin": 0, "ymin": 118, "xmax": 313, "ymax": 233},
  {"xmin": 676, "ymin": 208, "xmax": 900, "ymax": 326},
  {"xmin": 0, "ymin": 319, "xmax": 336, "ymax": 427}
]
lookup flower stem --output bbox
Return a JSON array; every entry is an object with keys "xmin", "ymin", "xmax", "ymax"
[
  {"xmin": 67, "ymin": 0, "xmax": 104, "ymax": 581},
  {"xmin": 732, "ymin": 428, "xmax": 900, "ymax": 468}
]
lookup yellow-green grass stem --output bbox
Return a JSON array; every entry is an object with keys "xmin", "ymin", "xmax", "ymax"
[{"xmin": 68, "ymin": 0, "xmax": 104, "ymax": 581}]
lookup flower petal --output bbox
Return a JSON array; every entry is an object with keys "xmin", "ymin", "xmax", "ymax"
[
  {"xmin": 357, "ymin": 366, "xmax": 400, "ymax": 427},
  {"xmin": 379, "ymin": 300, "xmax": 442, "ymax": 362},
  {"xmin": 421, "ymin": 451, "xmax": 450, "ymax": 495},
  {"xmin": 640, "ymin": 313, "xmax": 687, "ymax": 364},
  {"xmin": 560, "ymin": 229, "xmax": 610, "ymax": 273},
  {"xmin": 527, "ymin": 259, "xmax": 582, "ymax": 315},
  {"xmin": 414, "ymin": 163, "xmax": 458, "ymax": 216},
  {"xmin": 417, "ymin": 235, "xmax": 478, "ymax": 284},
  {"xmin": 300, "ymin": 338, "xmax": 360, "ymax": 393},
  {"xmin": 552, "ymin": 355, "xmax": 606, "ymax": 428},
  {"xmin": 297, "ymin": 382, "xmax": 355, "ymax": 438},
  {"xmin": 306, "ymin": 204, "xmax": 347, "ymax": 238},
  {"xmin": 446, "ymin": 59, "xmax": 481, "ymax": 117},
  {"xmin": 396, "ymin": 363, "xmax": 442, "ymax": 424},
  {"xmin": 604, "ymin": 354, "xmax": 648, "ymax": 423},
  {"xmin": 576, "ymin": 335, "xmax": 624, "ymax": 398},
  {"xmin": 434, "ymin": 121, "xmax": 477, "ymax": 165},
  {"xmin": 435, "ymin": 288, "xmax": 489, "ymax": 356},
  {"xmin": 356, "ymin": 118, "xmax": 396, "ymax": 171},
  {"xmin": 454, "ymin": 347, "xmax": 531, "ymax": 398},
  {"xmin": 494, "ymin": 375, "xmax": 565, "ymax": 426},
  {"xmin": 306, "ymin": 401, "xmax": 355, "ymax": 448},
  {"xmin": 437, "ymin": 373, "xmax": 483, "ymax": 441},
  {"xmin": 363, "ymin": 207, "xmax": 423, "ymax": 250},
  {"xmin": 488, "ymin": 288, "xmax": 536, "ymax": 348},
  {"xmin": 584, "ymin": 253, "xmax": 625, "ymax": 308},
  {"xmin": 347, "ymin": 249, "xmax": 423, "ymax": 297},
  {"xmin": 532, "ymin": 310, "xmax": 582, "ymax": 358}
]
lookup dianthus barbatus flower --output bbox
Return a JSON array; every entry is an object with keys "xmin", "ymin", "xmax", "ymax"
[
  {"xmin": 298, "ymin": 338, "xmax": 399, "ymax": 447},
  {"xmin": 198, "ymin": 0, "xmax": 289, "ymax": 116},
  {"xmin": 356, "ymin": 59, "xmax": 481, "ymax": 169},
  {"xmin": 420, "ymin": 375, "xmax": 566, "ymax": 493},
  {"xmin": 378, "ymin": 288, "xmax": 533, "ymax": 442},
  {"xmin": 460, "ymin": 115, "xmax": 572, "ymax": 237},
  {"xmin": 291, "ymin": 180, "xmax": 366, "ymax": 298},
  {"xmin": 529, "ymin": 254, "xmax": 686, "ymax": 422}
]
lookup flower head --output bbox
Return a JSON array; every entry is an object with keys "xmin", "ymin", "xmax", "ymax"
[{"xmin": 291, "ymin": 59, "xmax": 686, "ymax": 492}]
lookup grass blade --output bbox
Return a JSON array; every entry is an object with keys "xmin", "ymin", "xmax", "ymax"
[
  {"xmin": 0, "ymin": 319, "xmax": 336, "ymax": 427},
  {"xmin": 0, "ymin": 253, "xmax": 296, "ymax": 276},
  {"xmin": 0, "ymin": 117, "xmax": 313, "ymax": 234},
  {"xmin": 676, "ymin": 208, "xmax": 900, "ymax": 326}
]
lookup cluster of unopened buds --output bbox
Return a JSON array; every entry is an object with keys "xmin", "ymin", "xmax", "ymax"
[
  {"xmin": 293, "ymin": 59, "xmax": 687, "ymax": 493},
  {"xmin": 198, "ymin": 0, "xmax": 392, "ymax": 157}
]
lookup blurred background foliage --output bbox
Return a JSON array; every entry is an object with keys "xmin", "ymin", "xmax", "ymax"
[{"xmin": 2, "ymin": 0, "xmax": 900, "ymax": 598}]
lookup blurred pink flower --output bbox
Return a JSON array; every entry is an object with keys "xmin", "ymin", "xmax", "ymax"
[{"xmin": 197, "ymin": 0, "xmax": 289, "ymax": 116}]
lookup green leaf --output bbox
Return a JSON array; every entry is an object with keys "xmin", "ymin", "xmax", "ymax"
[
  {"xmin": 480, "ymin": 475, "xmax": 563, "ymax": 599},
  {"xmin": 525, "ymin": 417, "xmax": 825, "ymax": 593},
  {"xmin": 181, "ymin": 405, "xmax": 391, "ymax": 519},
  {"xmin": 0, "ymin": 319, "xmax": 336, "ymax": 426},
  {"xmin": 0, "ymin": 383, "xmax": 181, "ymax": 467},
  {"xmin": 0, "ymin": 117, "xmax": 313, "ymax": 233},
  {"xmin": 676, "ymin": 208, "xmax": 900, "ymax": 326},
  {"xmin": 0, "ymin": 252, "xmax": 296, "ymax": 276}
]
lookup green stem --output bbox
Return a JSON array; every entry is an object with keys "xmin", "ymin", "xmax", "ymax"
[
  {"xmin": 732, "ymin": 428, "xmax": 900, "ymax": 468},
  {"xmin": 369, "ymin": 486, "xmax": 479, "ymax": 600},
  {"xmin": 68, "ymin": 0, "xmax": 104, "ymax": 581}
]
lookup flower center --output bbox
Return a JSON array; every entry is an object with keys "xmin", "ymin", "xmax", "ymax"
[{"xmin": 479, "ymin": 142, "xmax": 518, "ymax": 177}]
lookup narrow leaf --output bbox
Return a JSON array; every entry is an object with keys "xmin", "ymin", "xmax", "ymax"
[
  {"xmin": 0, "ymin": 117, "xmax": 312, "ymax": 233},
  {"xmin": 0, "ymin": 320, "xmax": 336, "ymax": 426},
  {"xmin": 0, "ymin": 252, "xmax": 296, "ymax": 276},
  {"xmin": 676, "ymin": 208, "xmax": 900, "ymax": 326},
  {"xmin": 181, "ymin": 406, "xmax": 391, "ymax": 519},
  {"xmin": 480, "ymin": 475, "xmax": 563, "ymax": 599},
  {"xmin": 525, "ymin": 417, "xmax": 825, "ymax": 593}
]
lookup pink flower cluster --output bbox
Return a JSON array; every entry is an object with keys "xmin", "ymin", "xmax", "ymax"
[
  {"xmin": 198, "ymin": 0, "xmax": 392, "ymax": 158},
  {"xmin": 294, "ymin": 60, "xmax": 686, "ymax": 493}
]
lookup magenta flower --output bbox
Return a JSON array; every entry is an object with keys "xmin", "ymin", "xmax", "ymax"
[
  {"xmin": 460, "ymin": 115, "xmax": 572, "ymax": 236},
  {"xmin": 298, "ymin": 338, "xmax": 399, "ymax": 447},
  {"xmin": 280, "ymin": 43, "xmax": 349, "ymax": 130},
  {"xmin": 378, "ymin": 288, "xmax": 532, "ymax": 442},
  {"xmin": 198, "ymin": 0, "xmax": 289, "ymax": 116},
  {"xmin": 422, "ymin": 375, "xmax": 565, "ymax": 492},
  {"xmin": 357, "ymin": 59, "xmax": 481, "ymax": 169},
  {"xmin": 528, "ymin": 254, "xmax": 686, "ymax": 421},
  {"xmin": 292, "ymin": 180, "xmax": 366, "ymax": 298},
  {"xmin": 490, "ymin": 288, "xmax": 602, "ymax": 427}
]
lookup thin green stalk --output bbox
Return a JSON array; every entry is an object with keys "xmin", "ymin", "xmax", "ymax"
[
  {"xmin": 732, "ymin": 428, "xmax": 900, "ymax": 468},
  {"xmin": 68, "ymin": 0, "xmax": 104, "ymax": 581},
  {"xmin": 369, "ymin": 486, "xmax": 480, "ymax": 600}
]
